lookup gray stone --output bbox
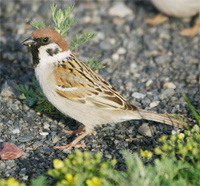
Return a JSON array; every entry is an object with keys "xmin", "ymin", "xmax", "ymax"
[
  {"xmin": 132, "ymin": 92, "xmax": 145, "ymax": 99},
  {"xmin": 160, "ymin": 88, "xmax": 175, "ymax": 99},
  {"xmin": 138, "ymin": 124, "xmax": 155, "ymax": 137},
  {"xmin": 99, "ymin": 41, "xmax": 111, "ymax": 50},
  {"xmin": 1, "ymin": 80, "xmax": 16, "ymax": 97},
  {"xmin": 108, "ymin": 2, "xmax": 133, "ymax": 18},
  {"xmin": 18, "ymin": 135, "xmax": 34, "ymax": 142}
]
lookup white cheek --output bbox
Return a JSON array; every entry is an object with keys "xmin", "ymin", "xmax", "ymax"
[{"xmin": 38, "ymin": 43, "xmax": 61, "ymax": 64}]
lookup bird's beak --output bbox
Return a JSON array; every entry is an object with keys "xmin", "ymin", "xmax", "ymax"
[{"xmin": 23, "ymin": 37, "xmax": 36, "ymax": 47}]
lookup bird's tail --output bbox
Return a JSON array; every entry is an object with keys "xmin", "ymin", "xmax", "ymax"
[{"xmin": 137, "ymin": 109, "xmax": 183, "ymax": 128}]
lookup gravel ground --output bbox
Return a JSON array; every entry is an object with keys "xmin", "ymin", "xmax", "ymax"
[{"xmin": 0, "ymin": 0, "xmax": 199, "ymax": 184}]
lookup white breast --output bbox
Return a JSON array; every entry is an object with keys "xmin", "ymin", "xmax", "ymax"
[{"xmin": 35, "ymin": 44, "xmax": 72, "ymax": 111}]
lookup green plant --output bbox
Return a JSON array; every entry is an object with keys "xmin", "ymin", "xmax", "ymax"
[
  {"xmin": 70, "ymin": 33, "xmax": 97, "ymax": 51},
  {"xmin": 154, "ymin": 124, "xmax": 200, "ymax": 163},
  {"xmin": 183, "ymin": 94, "xmax": 200, "ymax": 124},
  {"xmin": 0, "ymin": 177, "xmax": 25, "ymax": 186},
  {"xmin": 47, "ymin": 150, "xmax": 116, "ymax": 186},
  {"xmin": 107, "ymin": 150, "xmax": 190, "ymax": 186},
  {"xmin": 30, "ymin": 3, "xmax": 97, "ymax": 51},
  {"xmin": 31, "ymin": 175, "xmax": 48, "ymax": 186},
  {"xmin": 15, "ymin": 78, "xmax": 56, "ymax": 114},
  {"xmin": 84, "ymin": 57, "xmax": 104, "ymax": 72}
]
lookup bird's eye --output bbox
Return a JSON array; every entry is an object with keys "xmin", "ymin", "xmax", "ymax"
[{"xmin": 42, "ymin": 37, "xmax": 49, "ymax": 43}]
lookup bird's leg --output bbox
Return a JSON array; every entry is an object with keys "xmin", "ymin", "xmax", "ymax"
[
  {"xmin": 53, "ymin": 131, "xmax": 89, "ymax": 150},
  {"xmin": 179, "ymin": 16, "xmax": 200, "ymax": 37},
  {"xmin": 62, "ymin": 126, "xmax": 85, "ymax": 136},
  {"xmin": 144, "ymin": 14, "xmax": 168, "ymax": 25}
]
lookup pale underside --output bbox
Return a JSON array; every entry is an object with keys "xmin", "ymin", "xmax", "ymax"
[{"xmin": 151, "ymin": 0, "xmax": 200, "ymax": 18}]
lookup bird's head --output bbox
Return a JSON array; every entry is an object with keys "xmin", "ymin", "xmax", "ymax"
[{"xmin": 23, "ymin": 28, "xmax": 70, "ymax": 66}]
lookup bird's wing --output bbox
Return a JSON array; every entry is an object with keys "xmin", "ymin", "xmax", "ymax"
[{"xmin": 53, "ymin": 54, "xmax": 137, "ymax": 111}]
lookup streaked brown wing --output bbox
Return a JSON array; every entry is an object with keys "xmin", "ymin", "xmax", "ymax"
[{"xmin": 53, "ymin": 54, "xmax": 137, "ymax": 110}]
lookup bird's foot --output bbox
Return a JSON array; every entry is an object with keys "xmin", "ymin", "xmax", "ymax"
[
  {"xmin": 53, "ymin": 131, "xmax": 88, "ymax": 150},
  {"xmin": 179, "ymin": 17, "xmax": 200, "ymax": 37},
  {"xmin": 144, "ymin": 14, "xmax": 168, "ymax": 25},
  {"xmin": 62, "ymin": 126, "xmax": 85, "ymax": 136},
  {"xmin": 53, "ymin": 143, "xmax": 86, "ymax": 150}
]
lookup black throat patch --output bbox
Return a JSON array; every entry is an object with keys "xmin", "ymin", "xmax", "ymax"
[
  {"xmin": 46, "ymin": 48, "xmax": 60, "ymax": 56},
  {"xmin": 31, "ymin": 47, "xmax": 40, "ymax": 67}
]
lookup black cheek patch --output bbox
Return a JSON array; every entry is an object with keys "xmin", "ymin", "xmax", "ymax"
[{"xmin": 46, "ymin": 48, "xmax": 60, "ymax": 56}]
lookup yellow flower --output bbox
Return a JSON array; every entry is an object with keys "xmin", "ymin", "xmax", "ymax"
[
  {"xmin": 53, "ymin": 159, "xmax": 64, "ymax": 170},
  {"xmin": 177, "ymin": 133, "xmax": 185, "ymax": 140},
  {"xmin": 140, "ymin": 149, "xmax": 153, "ymax": 159},
  {"xmin": 86, "ymin": 177, "xmax": 102, "ymax": 186},
  {"xmin": 64, "ymin": 173, "xmax": 77, "ymax": 185},
  {"xmin": 6, "ymin": 177, "xmax": 19, "ymax": 186}
]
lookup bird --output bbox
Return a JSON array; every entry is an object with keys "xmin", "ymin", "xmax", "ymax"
[
  {"xmin": 144, "ymin": 0, "xmax": 200, "ymax": 37},
  {"xmin": 23, "ymin": 28, "xmax": 183, "ymax": 150}
]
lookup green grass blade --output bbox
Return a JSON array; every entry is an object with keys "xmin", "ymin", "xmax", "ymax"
[{"xmin": 183, "ymin": 94, "xmax": 200, "ymax": 124}]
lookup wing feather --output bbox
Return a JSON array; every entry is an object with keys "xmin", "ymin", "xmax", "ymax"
[{"xmin": 53, "ymin": 54, "xmax": 137, "ymax": 110}]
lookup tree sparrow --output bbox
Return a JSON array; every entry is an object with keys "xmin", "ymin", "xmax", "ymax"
[{"xmin": 23, "ymin": 28, "xmax": 183, "ymax": 150}]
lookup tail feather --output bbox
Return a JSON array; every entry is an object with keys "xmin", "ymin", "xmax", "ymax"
[{"xmin": 137, "ymin": 109, "xmax": 183, "ymax": 128}]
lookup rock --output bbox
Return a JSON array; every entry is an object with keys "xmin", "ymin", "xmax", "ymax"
[
  {"xmin": 10, "ymin": 104, "xmax": 19, "ymax": 111},
  {"xmin": 43, "ymin": 122, "xmax": 50, "ymax": 129},
  {"xmin": 146, "ymin": 79, "xmax": 153, "ymax": 87},
  {"xmin": 83, "ymin": 16, "xmax": 92, "ymax": 24},
  {"xmin": 92, "ymin": 16, "xmax": 101, "ymax": 24},
  {"xmin": 163, "ymin": 82, "xmax": 176, "ymax": 90},
  {"xmin": 1, "ymin": 80, "xmax": 16, "ymax": 97},
  {"xmin": 18, "ymin": 135, "xmax": 34, "ymax": 142},
  {"xmin": 0, "ymin": 142, "xmax": 25, "ymax": 161},
  {"xmin": 97, "ymin": 32, "xmax": 105, "ymax": 40},
  {"xmin": 12, "ymin": 128, "xmax": 20, "ymax": 134},
  {"xmin": 109, "ymin": 38, "xmax": 116, "ymax": 45},
  {"xmin": 111, "ymin": 53, "xmax": 119, "ymax": 61},
  {"xmin": 132, "ymin": 92, "xmax": 145, "ymax": 99},
  {"xmin": 150, "ymin": 101, "xmax": 160, "ymax": 108},
  {"xmin": 113, "ymin": 17, "xmax": 125, "ymax": 25},
  {"xmin": 160, "ymin": 88, "xmax": 175, "ymax": 99},
  {"xmin": 108, "ymin": 2, "xmax": 133, "ymax": 18},
  {"xmin": 39, "ymin": 132, "xmax": 49, "ymax": 136},
  {"xmin": 99, "ymin": 41, "xmax": 111, "ymax": 50},
  {"xmin": 138, "ymin": 124, "xmax": 154, "ymax": 137},
  {"xmin": 52, "ymin": 136, "xmax": 59, "ymax": 144},
  {"xmin": 117, "ymin": 47, "xmax": 126, "ymax": 55}
]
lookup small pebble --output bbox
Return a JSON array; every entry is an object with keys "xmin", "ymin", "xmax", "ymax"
[
  {"xmin": 117, "ymin": 47, "xmax": 126, "ymax": 55},
  {"xmin": 163, "ymin": 82, "xmax": 176, "ymax": 90},
  {"xmin": 111, "ymin": 53, "xmax": 119, "ymax": 61},
  {"xmin": 150, "ymin": 101, "xmax": 160, "ymax": 108},
  {"xmin": 132, "ymin": 92, "xmax": 145, "ymax": 99},
  {"xmin": 40, "ymin": 132, "xmax": 49, "ymax": 136},
  {"xmin": 108, "ymin": 2, "xmax": 133, "ymax": 18},
  {"xmin": 18, "ymin": 135, "xmax": 34, "ymax": 142},
  {"xmin": 146, "ymin": 80, "xmax": 153, "ymax": 87},
  {"xmin": 138, "ymin": 124, "xmax": 155, "ymax": 137},
  {"xmin": 83, "ymin": 16, "xmax": 92, "ymax": 24},
  {"xmin": 160, "ymin": 88, "xmax": 174, "ymax": 99},
  {"xmin": 12, "ymin": 128, "xmax": 20, "ymax": 134}
]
